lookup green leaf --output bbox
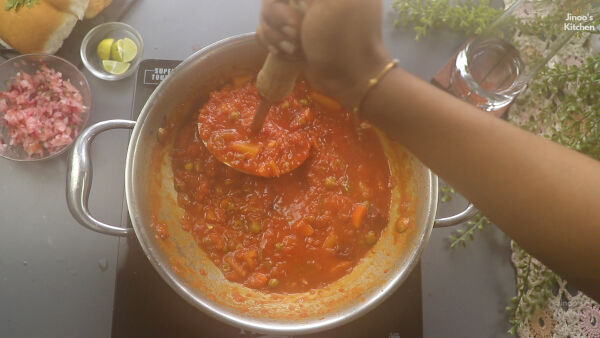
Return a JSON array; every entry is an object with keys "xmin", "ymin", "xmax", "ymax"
[
  {"xmin": 5, "ymin": 0, "xmax": 38, "ymax": 11},
  {"xmin": 391, "ymin": 0, "xmax": 503, "ymax": 39},
  {"xmin": 5, "ymin": 0, "xmax": 15, "ymax": 10},
  {"xmin": 447, "ymin": 212, "xmax": 491, "ymax": 248}
]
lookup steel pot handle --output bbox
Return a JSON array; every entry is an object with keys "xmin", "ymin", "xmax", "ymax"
[
  {"xmin": 66, "ymin": 119, "xmax": 136, "ymax": 236},
  {"xmin": 434, "ymin": 203, "xmax": 478, "ymax": 228}
]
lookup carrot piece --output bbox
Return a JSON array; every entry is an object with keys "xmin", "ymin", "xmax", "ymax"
[
  {"xmin": 243, "ymin": 250, "xmax": 258, "ymax": 269},
  {"xmin": 311, "ymin": 91, "xmax": 342, "ymax": 111},
  {"xmin": 330, "ymin": 261, "xmax": 351, "ymax": 274},
  {"xmin": 247, "ymin": 272, "xmax": 268, "ymax": 288},
  {"xmin": 322, "ymin": 232, "xmax": 338, "ymax": 249},
  {"xmin": 233, "ymin": 75, "xmax": 252, "ymax": 87},
  {"xmin": 231, "ymin": 142, "xmax": 260, "ymax": 156},
  {"xmin": 295, "ymin": 220, "xmax": 314, "ymax": 237},
  {"xmin": 351, "ymin": 203, "xmax": 368, "ymax": 228}
]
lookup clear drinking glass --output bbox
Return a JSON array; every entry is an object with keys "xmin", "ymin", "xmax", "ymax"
[{"xmin": 449, "ymin": 0, "xmax": 598, "ymax": 111}]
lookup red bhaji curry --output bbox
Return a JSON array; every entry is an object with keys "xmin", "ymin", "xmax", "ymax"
[
  {"xmin": 171, "ymin": 78, "xmax": 391, "ymax": 293},
  {"xmin": 197, "ymin": 78, "xmax": 311, "ymax": 177}
]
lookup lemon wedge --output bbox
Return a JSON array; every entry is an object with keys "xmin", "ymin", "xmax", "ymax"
[
  {"xmin": 102, "ymin": 60, "xmax": 131, "ymax": 75},
  {"xmin": 96, "ymin": 38, "xmax": 114, "ymax": 61},
  {"xmin": 111, "ymin": 38, "xmax": 138, "ymax": 63}
]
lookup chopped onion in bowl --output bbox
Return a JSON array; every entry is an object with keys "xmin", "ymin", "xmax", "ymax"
[{"xmin": 0, "ymin": 65, "xmax": 86, "ymax": 158}]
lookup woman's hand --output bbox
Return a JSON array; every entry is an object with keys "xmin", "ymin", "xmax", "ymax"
[{"xmin": 256, "ymin": 0, "xmax": 392, "ymax": 109}]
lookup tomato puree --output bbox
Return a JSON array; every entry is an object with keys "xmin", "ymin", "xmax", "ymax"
[{"xmin": 171, "ymin": 78, "xmax": 391, "ymax": 293}]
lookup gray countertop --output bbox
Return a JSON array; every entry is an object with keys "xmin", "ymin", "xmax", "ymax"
[{"xmin": 0, "ymin": 1, "xmax": 514, "ymax": 337}]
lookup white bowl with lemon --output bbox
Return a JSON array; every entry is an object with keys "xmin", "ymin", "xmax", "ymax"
[{"xmin": 81, "ymin": 22, "xmax": 143, "ymax": 81}]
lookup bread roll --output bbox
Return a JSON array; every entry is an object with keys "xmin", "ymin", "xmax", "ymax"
[
  {"xmin": 0, "ymin": 0, "xmax": 78, "ymax": 54},
  {"xmin": 0, "ymin": 37, "xmax": 11, "ymax": 50},
  {"xmin": 85, "ymin": 0, "xmax": 112, "ymax": 19},
  {"xmin": 0, "ymin": 0, "xmax": 114, "ymax": 54},
  {"xmin": 45, "ymin": 0, "xmax": 90, "ymax": 20}
]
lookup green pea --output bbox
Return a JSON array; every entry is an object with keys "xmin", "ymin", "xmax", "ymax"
[
  {"xmin": 268, "ymin": 278, "xmax": 279, "ymax": 288},
  {"xmin": 229, "ymin": 111, "xmax": 241, "ymax": 121},
  {"xmin": 249, "ymin": 221, "xmax": 262, "ymax": 234},
  {"xmin": 274, "ymin": 242, "xmax": 283, "ymax": 251},
  {"xmin": 365, "ymin": 231, "xmax": 377, "ymax": 246},
  {"xmin": 324, "ymin": 176, "xmax": 337, "ymax": 188}
]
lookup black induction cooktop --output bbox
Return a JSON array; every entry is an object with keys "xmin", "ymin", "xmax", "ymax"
[{"xmin": 111, "ymin": 59, "xmax": 423, "ymax": 338}]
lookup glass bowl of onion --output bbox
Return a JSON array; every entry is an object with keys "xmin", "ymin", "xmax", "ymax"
[{"xmin": 0, "ymin": 53, "xmax": 91, "ymax": 161}]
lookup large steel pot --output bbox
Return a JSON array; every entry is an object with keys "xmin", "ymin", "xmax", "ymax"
[{"xmin": 66, "ymin": 33, "xmax": 476, "ymax": 335}]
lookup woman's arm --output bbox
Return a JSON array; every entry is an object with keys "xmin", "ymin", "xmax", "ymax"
[
  {"xmin": 364, "ymin": 66, "xmax": 600, "ymax": 301},
  {"xmin": 258, "ymin": 0, "xmax": 600, "ymax": 300}
]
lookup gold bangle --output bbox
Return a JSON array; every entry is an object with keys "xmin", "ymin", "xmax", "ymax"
[{"xmin": 353, "ymin": 59, "xmax": 399, "ymax": 115}]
